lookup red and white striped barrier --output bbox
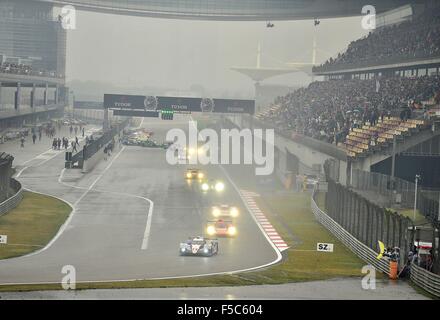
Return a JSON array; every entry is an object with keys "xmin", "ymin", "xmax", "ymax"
[{"xmin": 240, "ymin": 190, "xmax": 289, "ymax": 252}]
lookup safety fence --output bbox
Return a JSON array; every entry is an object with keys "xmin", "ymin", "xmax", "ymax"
[
  {"xmin": 311, "ymin": 190, "xmax": 390, "ymax": 274},
  {"xmin": 351, "ymin": 169, "xmax": 416, "ymax": 208},
  {"xmin": 351, "ymin": 168, "xmax": 440, "ymax": 228},
  {"xmin": 0, "ymin": 178, "xmax": 23, "ymax": 217},
  {"xmin": 324, "ymin": 179, "xmax": 413, "ymax": 259},
  {"xmin": 410, "ymin": 262, "xmax": 440, "ymax": 297}
]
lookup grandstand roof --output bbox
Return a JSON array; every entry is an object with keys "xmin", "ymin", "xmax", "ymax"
[
  {"xmin": 231, "ymin": 66, "xmax": 298, "ymax": 82},
  {"xmin": 36, "ymin": 0, "xmax": 412, "ymax": 20}
]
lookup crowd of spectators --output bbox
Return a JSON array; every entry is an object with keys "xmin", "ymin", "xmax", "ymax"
[
  {"xmin": 0, "ymin": 61, "xmax": 62, "ymax": 78},
  {"xmin": 314, "ymin": 9, "xmax": 440, "ymax": 71},
  {"xmin": 260, "ymin": 75, "xmax": 440, "ymax": 144}
]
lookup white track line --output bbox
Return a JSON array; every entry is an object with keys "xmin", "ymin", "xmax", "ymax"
[{"xmin": 59, "ymin": 146, "xmax": 154, "ymax": 251}]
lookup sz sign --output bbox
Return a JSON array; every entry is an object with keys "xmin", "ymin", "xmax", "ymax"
[{"xmin": 317, "ymin": 243, "xmax": 334, "ymax": 252}]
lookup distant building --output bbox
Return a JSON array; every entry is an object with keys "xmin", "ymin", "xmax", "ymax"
[{"xmin": 0, "ymin": 0, "xmax": 66, "ymax": 77}]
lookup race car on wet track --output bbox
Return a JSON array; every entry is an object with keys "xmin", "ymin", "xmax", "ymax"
[
  {"xmin": 200, "ymin": 179, "xmax": 225, "ymax": 192},
  {"xmin": 179, "ymin": 236, "xmax": 219, "ymax": 256},
  {"xmin": 185, "ymin": 168, "xmax": 204, "ymax": 180},
  {"xmin": 206, "ymin": 219, "xmax": 237, "ymax": 237},
  {"xmin": 211, "ymin": 204, "xmax": 239, "ymax": 218}
]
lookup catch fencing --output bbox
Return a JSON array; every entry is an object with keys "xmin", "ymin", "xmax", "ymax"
[
  {"xmin": 323, "ymin": 160, "xmax": 414, "ymax": 269},
  {"xmin": 351, "ymin": 169, "xmax": 440, "ymax": 228},
  {"xmin": 311, "ymin": 190, "xmax": 390, "ymax": 274}
]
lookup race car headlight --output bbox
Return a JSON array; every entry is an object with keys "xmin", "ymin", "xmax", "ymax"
[
  {"xmin": 201, "ymin": 183, "xmax": 210, "ymax": 191},
  {"xmin": 212, "ymin": 208, "xmax": 220, "ymax": 217},
  {"xmin": 186, "ymin": 172, "xmax": 192, "ymax": 178},
  {"xmin": 188, "ymin": 148, "xmax": 195, "ymax": 155},
  {"xmin": 181, "ymin": 247, "xmax": 186, "ymax": 252},
  {"xmin": 228, "ymin": 226, "xmax": 237, "ymax": 236},
  {"xmin": 203, "ymin": 247, "xmax": 209, "ymax": 253},
  {"xmin": 207, "ymin": 226, "xmax": 216, "ymax": 235},
  {"xmin": 230, "ymin": 207, "xmax": 239, "ymax": 217},
  {"xmin": 197, "ymin": 172, "xmax": 204, "ymax": 179},
  {"xmin": 215, "ymin": 182, "xmax": 225, "ymax": 192}
]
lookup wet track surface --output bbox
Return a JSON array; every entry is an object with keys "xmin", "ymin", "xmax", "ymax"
[{"xmin": 0, "ymin": 116, "xmax": 278, "ymax": 284}]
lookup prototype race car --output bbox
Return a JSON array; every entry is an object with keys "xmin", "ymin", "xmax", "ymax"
[
  {"xmin": 206, "ymin": 219, "xmax": 237, "ymax": 237},
  {"xmin": 200, "ymin": 179, "xmax": 225, "ymax": 192},
  {"xmin": 185, "ymin": 168, "xmax": 204, "ymax": 180},
  {"xmin": 179, "ymin": 236, "xmax": 218, "ymax": 256},
  {"xmin": 211, "ymin": 205, "xmax": 239, "ymax": 218}
]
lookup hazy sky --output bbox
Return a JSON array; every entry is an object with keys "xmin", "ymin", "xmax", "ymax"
[{"xmin": 66, "ymin": 10, "xmax": 368, "ymax": 97}]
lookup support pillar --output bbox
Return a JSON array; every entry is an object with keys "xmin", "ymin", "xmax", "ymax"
[
  {"xmin": 54, "ymin": 85, "xmax": 58, "ymax": 104},
  {"xmin": 15, "ymin": 82, "xmax": 21, "ymax": 110},
  {"xmin": 44, "ymin": 83, "xmax": 48, "ymax": 105},
  {"xmin": 30, "ymin": 84, "xmax": 36, "ymax": 109},
  {"xmin": 103, "ymin": 108, "xmax": 109, "ymax": 131}
]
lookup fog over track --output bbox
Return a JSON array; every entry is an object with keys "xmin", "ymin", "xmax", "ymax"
[{"xmin": 0, "ymin": 115, "xmax": 279, "ymax": 285}]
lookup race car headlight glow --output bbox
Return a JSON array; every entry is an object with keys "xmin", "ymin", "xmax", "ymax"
[
  {"xmin": 215, "ymin": 182, "xmax": 225, "ymax": 192},
  {"xmin": 198, "ymin": 148, "xmax": 204, "ymax": 155},
  {"xmin": 188, "ymin": 148, "xmax": 195, "ymax": 155},
  {"xmin": 207, "ymin": 226, "xmax": 216, "ymax": 235},
  {"xmin": 228, "ymin": 226, "xmax": 237, "ymax": 235},
  {"xmin": 186, "ymin": 172, "xmax": 192, "ymax": 178},
  {"xmin": 230, "ymin": 207, "xmax": 239, "ymax": 217},
  {"xmin": 204, "ymin": 247, "xmax": 209, "ymax": 253},
  {"xmin": 181, "ymin": 247, "xmax": 186, "ymax": 252},
  {"xmin": 212, "ymin": 208, "xmax": 220, "ymax": 217},
  {"xmin": 201, "ymin": 183, "xmax": 209, "ymax": 191},
  {"xmin": 197, "ymin": 172, "xmax": 204, "ymax": 179}
]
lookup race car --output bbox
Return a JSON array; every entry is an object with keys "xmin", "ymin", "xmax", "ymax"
[
  {"xmin": 211, "ymin": 204, "xmax": 239, "ymax": 218},
  {"xmin": 179, "ymin": 236, "xmax": 218, "ymax": 256},
  {"xmin": 185, "ymin": 168, "xmax": 204, "ymax": 180},
  {"xmin": 200, "ymin": 179, "xmax": 225, "ymax": 192},
  {"xmin": 206, "ymin": 219, "xmax": 237, "ymax": 237},
  {"xmin": 304, "ymin": 174, "xmax": 319, "ymax": 190}
]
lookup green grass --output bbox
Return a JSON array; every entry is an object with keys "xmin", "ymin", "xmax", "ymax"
[
  {"xmin": 0, "ymin": 191, "xmax": 71, "ymax": 260},
  {"xmin": 0, "ymin": 192, "xmax": 368, "ymax": 292},
  {"xmin": 254, "ymin": 192, "xmax": 365, "ymax": 281}
]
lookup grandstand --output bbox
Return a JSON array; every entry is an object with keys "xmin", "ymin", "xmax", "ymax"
[{"xmin": 259, "ymin": 3, "xmax": 440, "ymax": 194}]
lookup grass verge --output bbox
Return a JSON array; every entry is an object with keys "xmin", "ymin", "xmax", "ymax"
[
  {"xmin": 0, "ymin": 192, "xmax": 367, "ymax": 292},
  {"xmin": 0, "ymin": 191, "xmax": 71, "ymax": 260}
]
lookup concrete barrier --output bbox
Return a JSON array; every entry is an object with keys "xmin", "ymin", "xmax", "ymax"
[{"xmin": 82, "ymin": 140, "xmax": 120, "ymax": 173}]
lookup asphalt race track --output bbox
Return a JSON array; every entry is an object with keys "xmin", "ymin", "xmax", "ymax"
[{"xmin": 0, "ymin": 115, "xmax": 279, "ymax": 285}]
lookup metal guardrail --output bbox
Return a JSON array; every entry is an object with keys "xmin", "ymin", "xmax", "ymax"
[
  {"xmin": 410, "ymin": 262, "xmax": 440, "ymax": 297},
  {"xmin": 0, "ymin": 178, "xmax": 23, "ymax": 217},
  {"xmin": 311, "ymin": 190, "xmax": 390, "ymax": 275}
]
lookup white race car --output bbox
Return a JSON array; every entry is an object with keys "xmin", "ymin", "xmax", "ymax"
[{"xmin": 179, "ymin": 236, "xmax": 219, "ymax": 256}]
